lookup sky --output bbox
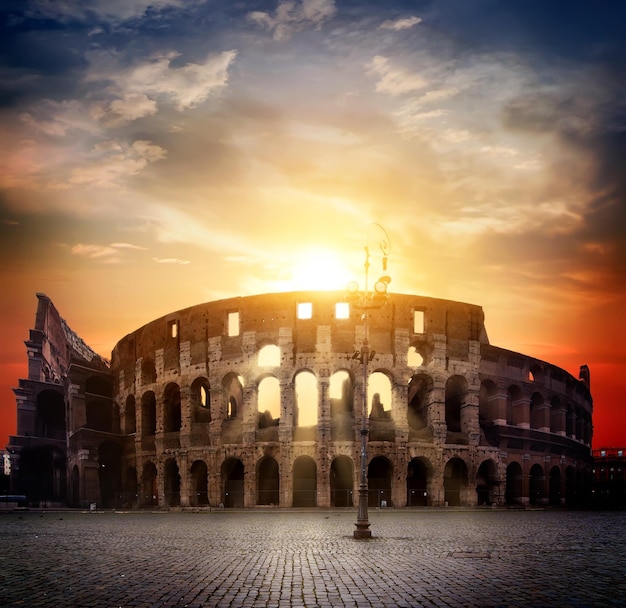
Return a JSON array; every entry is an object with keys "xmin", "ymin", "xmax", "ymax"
[{"xmin": 1, "ymin": 0, "xmax": 624, "ymax": 450}]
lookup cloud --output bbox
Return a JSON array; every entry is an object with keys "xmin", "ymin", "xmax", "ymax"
[
  {"xmin": 248, "ymin": 0, "xmax": 337, "ymax": 40},
  {"xmin": 379, "ymin": 16, "xmax": 422, "ymax": 31},
  {"xmin": 91, "ymin": 94, "xmax": 158, "ymax": 126},
  {"xmin": 70, "ymin": 243, "xmax": 121, "ymax": 263},
  {"xmin": 26, "ymin": 0, "xmax": 187, "ymax": 24},
  {"xmin": 86, "ymin": 49, "xmax": 237, "ymax": 112},
  {"xmin": 367, "ymin": 56, "xmax": 427, "ymax": 96},
  {"xmin": 52, "ymin": 139, "xmax": 167, "ymax": 190},
  {"xmin": 153, "ymin": 257, "xmax": 190, "ymax": 265}
]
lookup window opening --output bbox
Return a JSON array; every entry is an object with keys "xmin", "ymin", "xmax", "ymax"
[
  {"xmin": 335, "ymin": 302, "xmax": 350, "ymax": 319},
  {"xmin": 297, "ymin": 302, "xmax": 312, "ymax": 319},
  {"xmin": 228, "ymin": 312, "xmax": 240, "ymax": 336},
  {"xmin": 414, "ymin": 310, "xmax": 424, "ymax": 334},
  {"xmin": 258, "ymin": 344, "xmax": 280, "ymax": 367},
  {"xmin": 407, "ymin": 346, "xmax": 423, "ymax": 367}
]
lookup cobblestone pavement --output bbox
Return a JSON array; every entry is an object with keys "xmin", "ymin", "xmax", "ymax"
[{"xmin": 0, "ymin": 509, "xmax": 625, "ymax": 608}]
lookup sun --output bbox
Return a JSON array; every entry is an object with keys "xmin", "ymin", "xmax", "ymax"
[{"xmin": 286, "ymin": 247, "xmax": 351, "ymax": 291}]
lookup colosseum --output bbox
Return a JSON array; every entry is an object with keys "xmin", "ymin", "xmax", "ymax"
[{"xmin": 9, "ymin": 290, "xmax": 593, "ymax": 509}]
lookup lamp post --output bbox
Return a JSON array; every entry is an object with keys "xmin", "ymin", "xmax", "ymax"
[{"xmin": 347, "ymin": 223, "xmax": 391, "ymax": 539}]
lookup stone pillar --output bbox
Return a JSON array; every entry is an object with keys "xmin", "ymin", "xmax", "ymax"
[{"xmin": 178, "ymin": 452, "xmax": 190, "ymax": 507}]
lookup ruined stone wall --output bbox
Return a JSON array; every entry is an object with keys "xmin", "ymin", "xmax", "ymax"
[{"xmin": 109, "ymin": 290, "xmax": 593, "ymax": 509}]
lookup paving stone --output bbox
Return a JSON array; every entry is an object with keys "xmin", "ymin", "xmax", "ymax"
[{"xmin": 0, "ymin": 509, "xmax": 625, "ymax": 607}]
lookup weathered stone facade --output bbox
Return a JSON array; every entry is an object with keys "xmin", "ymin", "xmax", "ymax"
[{"xmin": 9, "ymin": 290, "xmax": 593, "ymax": 508}]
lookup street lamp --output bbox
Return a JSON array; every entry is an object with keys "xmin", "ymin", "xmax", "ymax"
[{"xmin": 346, "ymin": 223, "xmax": 391, "ymax": 539}]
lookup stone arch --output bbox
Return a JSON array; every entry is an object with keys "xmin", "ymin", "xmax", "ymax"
[
  {"xmin": 141, "ymin": 462, "xmax": 158, "ymax": 506},
  {"xmin": 141, "ymin": 357, "xmax": 156, "ymax": 385},
  {"xmin": 407, "ymin": 457, "xmax": 432, "ymax": 506},
  {"xmin": 190, "ymin": 460, "xmax": 209, "ymax": 506},
  {"xmin": 257, "ymin": 456, "xmax": 279, "ymax": 505},
  {"xmin": 98, "ymin": 440, "xmax": 122, "ymax": 509},
  {"xmin": 549, "ymin": 466, "xmax": 562, "ymax": 506},
  {"xmin": 191, "ymin": 377, "xmax": 211, "ymax": 424},
  {"xmin": 330, "ymin": 370, "xmax": 354, "ymax": 441},
  {"xmin": 257, "ymin": 375, "xmax": 280, "ymax": 429},
  {"xmin": 407, "ymin": 373, "xmax": 433, "ymax": 436},
  {"xmin": 507, "ymin": 385, "xmax": 524, "ymax": 426},
  {"xmin": 368, "ymin": 371, "xmax": 392, "ymax": 418},
  {"xmin": 163, "ymin": 383, "xmax": 182, "ymax": 433},
  {"xmin": 141, "ymin": 391, "xmax": 157, "ymax": 437},
  {"xmin": 164, "ymin": 458, "xmax": 181, "ymax": 507},
  {"xmin": 293, "ymin": 456, "xmax": 317, "ymax": 507},
  {"xmin": 528, "ymin": 363, "xmax": 544, "ymax": 384},
  {"xmin": 530, "ymin": 391, "xmax": 545, "ymax": 430},
  {"xmin": 505, "ymin": 461, "xmax": 523, "ymax": 505},
  {"xmin": 330, "ymin": 455, "xmax": 354, "ymax": 507},
  {"xmin": 368, "ymin": 455, "xmax": 393, "ymax": 507},
  {"xmin": 35, "ymin": 389, "xmax": 65, "ymax": 439},
  {"xmin": 550, "ymin": 396, "xmax": 563, "ymax": 434},
  {"xmin": 258, "ymin": 344, "xmax": 280, "ymax": 367},
  {"xmin": 476, "ymin": 459, "xmax": 499, "ymax": 506},
  {"xmin": 479, "ymin": 379, "xmax": 498, "ymax": 426},
  {"xmin": 407, "ymin": 346, "xmax": 423, "ymax": 367},
  {"xmin": 86, "ymin": 398, "xmax": 113, "ymax": 432},
  {"xmin": 124, "ymin": 466, "xmax": 138, "ymax": 508},
  {"xmin": 18, "ymin": 444, "xmax": 66, "ymax": 506},
  {"xmin": 222, "ymin": 372, "xmax": 244, "ymax": 419},
  {"xmin": 294, "ymin": 370, "xmax": 318, "ymax": 428},
  {"xmin": 445, "ymin": 375, "xmax": 467, "ymax": 436},
  {"xmin": 444, "ymin": 457, "xmax": 468, "ymax": 506},
  {"xmin": 529, "ymin": 463, "xmax": 545, "ymax": 505},
  {"xmin": 222, "ymin": 458, "xmax": 244, "ymax": 508},
  {"xmin": 70, "ymin": 465, "xmax": 80, "ymax": 508},
  {"xmin": 125, "ymin": 394, "xmax": 136, "ymax": 434}
]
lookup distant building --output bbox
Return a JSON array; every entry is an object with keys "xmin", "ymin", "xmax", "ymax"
[
  {"xmin": 592, "ymin": 448, "xmax": 626, "ymax": 509},
  {"xmin": 8, "ymin": 291, "xmax": 593, "ymax": 509}
]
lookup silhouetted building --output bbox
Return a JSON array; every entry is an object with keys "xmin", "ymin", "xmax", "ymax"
[
  {"xmin": 8, "ymin": 291, "xmax": 593, "ymax": 509},
  {"xmin": 592, "ymin": 448, "xmax": 626, "ymax": 509}
]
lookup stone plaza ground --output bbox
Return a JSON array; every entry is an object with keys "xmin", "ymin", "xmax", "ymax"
[{"xmin": 0, "ymin": 508, "xmax": 624, "ymax": 608}]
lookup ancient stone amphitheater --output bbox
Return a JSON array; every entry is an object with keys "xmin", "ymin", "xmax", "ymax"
[{"xmin": 10, "ymin": 291, "xmax": 593, "ymax": 509}]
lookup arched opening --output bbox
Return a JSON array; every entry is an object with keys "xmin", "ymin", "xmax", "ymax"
[
  {"xmin": 164, "ymin": 458, "xmax": 181, "ymax": 507},
  {"xmin": 257, "ymin": 376, "xmax": 280, "ymax": 429},
  {"xmin": 479, "ymin": 380, "xmax": 498, "ymax": 427},
  {"xmin": 86, "ymin": 399, "xmax": 113, "ymax": 432},
  {"xmin": 98, "ymin": 440, "xmax": 122, "ymax": 509},
  {"xmin": 258, "ymin": 344, "xmax": 280, "ymax": 367},
  {"xmin": 163, "ymin": 383, "xmax": 182, "ymax": 433},
  {"xmin": 444, "ymin": 457, "xmax": 468, "ymax": 506},
  {"xmin": 124, "ymin": 466, "xmax": 138, "ymax": 508},
  {"xmin": 565, "ymin": 466, "xmax": 577, "ymax": 507},
  {"xmin": 407, "ymin": 346, "xmax": 423, "ymax": 367},
  {"xmin": 330, "ymin": 370, "xmax": 354, "ymax": 441},
  {"xmin": 125, "ymin": 395, "xmax": 136, "ymax": 434},
  {"xmin": 141, "ymin": 358, "xmax": 156, "ymax": 385},
  {"xmin": 294, "ymin": 370, "xmax": 318, "ymax": 427},
  {"xmin": 368, "ymin": 372, "xmax": 391, "ymax": 418},
  {"xmin": 222, "ymin": 458, "xmax": 244, "ymax": 508},
  {"xmin": 476, "ymin": 459, "xmax": 499, "ymax": 506},
  {"xmin": 293, "ymin": 456, "xmax": 317, "ymax": 507},
  {"xmin": 529, "ymin": 464, "xmax": 544, "ymax": 506},
  {"xmin": 190, "ymin": 460, "xmax": 209, "ymax": 506},
  {"xmin": 191, "ymin": 377, "xmax": 211, "ymax": 424},
  {"xmin": 530, "ymin": 392, "xmax": 544, "ymax": 430},
  {"xmin": 549, "ymin": 466, "xmax": 562, "ymax": 506},
  {"xmin": 18, "ymin": 445, "xmax": 66, "ymax": 506},
  {"xmin": 445, "ymin": 375, "xmax": 467, "ymax": 435},
  {"xmin": 35, "ymin": 390, "xmax": 66, "ymax": 439},
  {"xmin": 257, "ymin": 457, "xmax": 279, "ymax": 505},
  {"xmin": 505, "ymin": 461, "xmax": 523, "ymax": 505},
  {"xmin": 407, "ymin": 373, "xmax": 432, "ymax": 437},
  {"xmin": 507, "ymin": 385, "xmax": 524, "ymax": 426},
  {"xmin": 141, "ymin": 392, "xmax": 156, "ymax": 437},
  {"xmin": 71, "ymin": 465, "xmax": 80, "ymax": 508},
  {"xmin": 368, "ymin": 456, "xmax": 392, "ymax": 507},
  {"xmin": 330, "ymin": 456, "xmax": 354, "ymax": 507},
  {"xmin": 407, "ymin": 457, "xmax": 431, "ymax": 506},
  {"xmin": 141, "ymin": 462, "xmax": 158, "ymax": 507}
]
